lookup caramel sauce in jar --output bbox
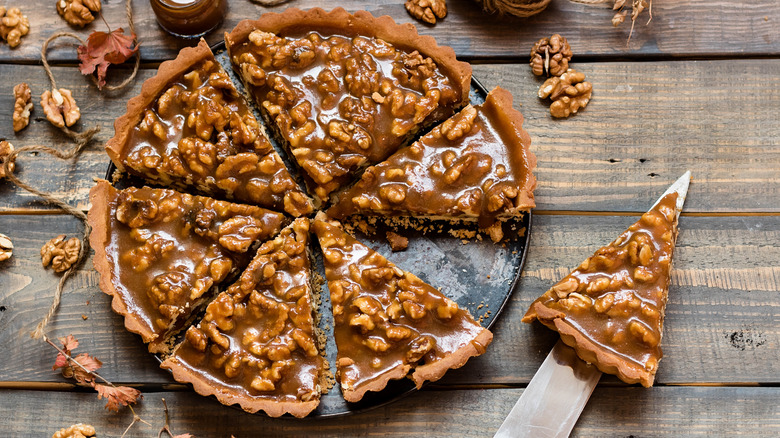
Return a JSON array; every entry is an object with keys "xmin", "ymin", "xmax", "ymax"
[{"xmin": 150, "ymin": 0, "xmax": 227, "ymax": 38}]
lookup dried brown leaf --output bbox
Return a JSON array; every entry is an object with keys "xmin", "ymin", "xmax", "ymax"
[{"xmin": 95, "ymin": 383, "xmax": 142, "ymax": 411}]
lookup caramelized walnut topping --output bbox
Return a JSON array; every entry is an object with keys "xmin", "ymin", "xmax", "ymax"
[
  {"xmin": 41, "ymin": 88, "xmax": 81, "ymax": 128},
  {"xmin": 0, "ymin": 141, "xmax": 15, "ymax": 179},
  {"xmin": 405, "ymin": 0, "xmax": 447, "ymax": 25},
  {"xmin": 231, "ymin": 30, "xmax": 463, "ymax": 201},
  {"xmin": 57, "ymin": 0, "xmax": 101, "ymax": 27},
  {"xmin": 41, "ymin": 235, "xmax": 81, "ymax": 273},
  {"xmin": 12, "ymin": 83, "xmax": 32, "ymax": 132},
  {"xmin": 0, "ymin": 7, "xmax": 30, "ymax": 48},
  {"xmin": 538, "ymin": 69, "xmax": 592, "ymax": 118},
  {"xmin": 530, "ymin": 34, "xmax": 573, "ymax": 77}
]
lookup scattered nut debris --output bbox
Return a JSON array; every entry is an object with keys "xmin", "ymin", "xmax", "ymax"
[
  {"xmin": 0, "ymin": 141, "xmax": 15, "ymax": 179},
  {"xmin": 41, "ymin": 88, "xmax": 81, "ymax": 128},
  {"xmin": 530, "ymin": 34, "xmax": 573, "ymax": 77},
  {"xmin": 0, "ymin": 233, "xmax": 13, "ymax": 262},
  {"xmin": 0, "ymin": 7, "xmax": 30, "ymax": 48},
  {"xmin": 41, "ymin": 235, "xmax": 81, "ymax": 273},
  {"xmin": 13, "ymin": 82, "xmax": 33, "ymax": 132},
  {"xmin": 405, "ymin": 0, "xmax": 447, "ymax": 25},
  {"xmin": 52, "ymin": 423, "xmax": 96, "ymax": 438},
  {"xmin": 538, "ymin": 69, "xmax": 592, "ymax": 118},
  {"xmin": 57, "ymin": 0, "xmax": 102, "ymax": 27},
  {"xmin": 386, "ymin": 231, "xmax": 409, "ymax": 252}
]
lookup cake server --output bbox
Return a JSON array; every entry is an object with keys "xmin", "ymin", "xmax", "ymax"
[{"xmin": 494, "ymin": 171, "xmax": 691, "ymax": 438}]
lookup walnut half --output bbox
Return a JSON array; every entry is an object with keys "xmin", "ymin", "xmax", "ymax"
[
  {"xmin": 405, "ymin": 0, "xmax": 447, "ymax": 25},
  {"xmin": 41, "ymin": 235, "xmax": 81, "ymax": 273},
  {"xmin": 0, "ymin": 233, "xmax": 13, "ymax": 262},
  {"xmin": 41, "ymin": 88, "xmax": 81, "ymax": 128},
  {"xmin": 0, "ymin": 141, "xmax": 15, "ymax": 179},
  {"xmin": 13, "ymin": 83, "xmax": 32, "ymax": 132},
  {"xmin": 57, "ymin": 0, "xmax": 102, "ymax": 28},
  {"xmin": 538, "ymin": 69, "xmax": 592, "ymax": 118},
  {"xmin": 52, "ymin": 423, "xmax": 96, "ymax": 438},
  {"xmin": 0, "ymin": 7, "xmax": 30, "ymax": 48}
]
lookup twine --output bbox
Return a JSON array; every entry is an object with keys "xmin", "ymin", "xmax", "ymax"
[{"xmin": 476, "ymin": 0, "xmax": 552, "ymax": 18}]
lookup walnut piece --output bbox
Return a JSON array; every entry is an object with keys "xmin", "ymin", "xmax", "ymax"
[
  {"xmin": 530, "ymin": 34, "xmax": 573, "ymax": 77},
  {"xmin": 13, "ymin": 82, "xmax": 32, "ymax": 132},
  {"xmin": 0, "ymin": 7, "xmax": 30, "ymax": 48},
  {"xmin": 0, "ymin": 233, "xmax": 13, "ymax": 262},
  {"xmin": 52, "ymin": 423, "xmax": 96, "ymax": 438},
  {"xmin": 41, "ymin": 89, "xmax": 81, "ymax": 128},
  {"xmin": 538, "ymin": 69, "xmax": 592, "ymax": 118},
  {"xmin": 41, "ymin": 235, "xmax": 81, "ymax": 273},
  {"xmin": 57, "ymin": 0, "xmax": 102, "ymax": 27},
  {"xmin": 405, "ymin": 0, "xmax": 447, "ymax": 25},
  {"xmin": 0, "ymin": 141, "xmax": 14, "ymax": 179},
  {"xmin": 386, "ymin": 231, "xmax": 409, "ymax": 252}
]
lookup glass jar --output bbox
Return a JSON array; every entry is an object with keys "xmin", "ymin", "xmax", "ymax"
[{"xmin": 150, "ymin": 0, "xmax": 228, "ymax": 39}]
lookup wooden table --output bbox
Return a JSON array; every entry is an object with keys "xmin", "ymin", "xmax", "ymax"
[{"xmin": 1, "ymin": 1, "xmax": 779, "ymax": 436}]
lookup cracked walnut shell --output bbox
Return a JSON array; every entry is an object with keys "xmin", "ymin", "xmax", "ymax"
[
  {"xmin": 530, "ymin": 34, "xmax": 573, "ymax": 77},
  {"xmin": 0, "ymin": 233, "xmax": 12, "ymax": 262},
  {"xmin": 0, "ymin": 141, "xmax": 14, "ymax": 179},
  {"xmin": 41, "ymin": 88, "xmax": 81, "ymax": 128},
  {"xmin": 13, "ymin": 82, "xmax": 32, "ymax": 132},
  {"xmin": 57, "ymin": 0, "xmax": 102, "ymax": 27},
  {"xmin": 0, "ymin": 7, "xmax": 30, "ymax": 48},
  {"xmin": 538, "ymin": 69, "xmax": 592, "ymax": 118},
  {"xmin": 405, "ymin": 0, "xmax": 447, "ymax": 25},
  {"xmin": 41, "ymin": 235, "xmax": 82, "ymax": 273}
]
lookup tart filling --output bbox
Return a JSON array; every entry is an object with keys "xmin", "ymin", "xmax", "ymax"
[
  {"xmin": 88, "ymin": 180, "xmax": 285, "ymax": 353},
  {"xmin": 327, "ymin": 87, "xmax": 536, "ymax": 238},
  {"xmin": 161, "ymin": 219, "xmax": 324, "ymax": 418},
  {"xmin": 523, "ymin": 193, "xmax": 681, "ymax": 387},
  {"xmin": 226, "ymin": 8, "xmax": 472, "ymax": 202},
  {"xmin": 312, "ymin": 215, "xmax": 492, "ymax": 402},
  {"xmin": 106, "ymin": 39, "xmax": 312, "ymax": 217}
]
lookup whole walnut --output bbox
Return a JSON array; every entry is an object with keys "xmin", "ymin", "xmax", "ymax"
[
  {"xmin": 538, "ymin": 69, "xmax": 592, "ymax": 118},
  {"xmin": 41, "ymin": 88, "xmax": 81, "ymax": 128},
  {"xmin": 0, "ymin": 7, "xmax": 30, "ymax": 48},
  {"xmin": 530, "ymin": 34, "xmax": 573, "ymax": 77},
  {"xmin": 57, "ymin": 0, "xmax": 102, "ymax": 28},
  {"xmin": 13, "ymin": 83, "xmax": 33, "ymax": 132},
  {"xmin": 0, "ymin": 141, "xmax": 15, "ymax": 179}
]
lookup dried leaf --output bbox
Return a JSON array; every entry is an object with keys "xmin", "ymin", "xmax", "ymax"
[
  {"xmin": 53, "ymin": 335, "xmax": 80, "ymax": 370},
  {"xmin": 77, "ymin": 27, "xmax": 138, "ymax": 89},
  {"xmin": 94, "ymin": 384, "xmax": 142, "ymax": 412}
]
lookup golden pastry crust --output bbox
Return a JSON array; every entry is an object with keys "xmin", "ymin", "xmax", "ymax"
[{"xmin": 225, "ymin": 7, "xmax": 471, "ymax": 104}]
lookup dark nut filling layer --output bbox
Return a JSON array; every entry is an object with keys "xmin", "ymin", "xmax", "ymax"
[
  {"xmin": 163, "ymin": 219, "xmax": 324, "ymax": 415},
  {"xmin": 105, "ymin": 184, "xmax": 284, "ymax": 350},
  {"xmin": 121, "ymin": 57, "xmax": 311, "ymax": 217},
  {"xmin": 230, "ymin": 30, "xmax": 463, "ymax": 201}
]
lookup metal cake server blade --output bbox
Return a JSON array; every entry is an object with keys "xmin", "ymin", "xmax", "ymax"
[{"xmin": 494, "ymin": 171, "xmax": 691, "ymax": 438}]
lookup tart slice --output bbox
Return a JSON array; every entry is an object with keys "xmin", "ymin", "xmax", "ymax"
[
  {"xmin": 106, "ymin": 39, "xmax": 312, "ymax": 217},
  {"xmin": 161, "ymin": 219, "xmax": 324, "ymax": 418},
  {"xmin": 312, "ymin": 215, "xmax": 492, "ymax": 402},
  {"xmin": 327, "ymin": 87, "xmax": 537, "ymax": 241},
  {"xmin": 226, "ymin": 8, "xmax": 472, "ymax": 202},
  {"xmin": 523, "ymin": 179, "xmax": 688, "ymax": 387},
  {"xmin": 88, "ymin": 180, "xmax": 285, "ymax": 353}
]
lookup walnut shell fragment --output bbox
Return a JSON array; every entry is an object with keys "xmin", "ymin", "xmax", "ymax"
[
  {"xmin": 41, "ymin": 88, "xmax": 81, "ymax": 128},
  {"xmin": 0, "ymin": 233, "xmax": 13, "ymax": 262},
  {"xmin": 13, "ymin": 82, "xmax": 33, "ymax": 132},
  {"xmin": 405, "ymin": 0, "xmax": 447, "ymax": 25},
  {"xmin": 530, "ymin": 34, "xmax": 573, "ymax": 77},
  {"xmin": 0, "ymin": 141, "xmax": 15, "ymax": 179},
  {"xmin": 538, "ymin": 69, "xmax": 592, "ymax": 118},
  {"xmin": 57, "ymin": 0, "xmax": 102, "ymax": 27},
  {"xmin": 41, "ymin": 234, "xmax": 82, "ymax": 273},
  {"xmin": 0, "ymin": 7, "xmax": 30, "ymax": 48}
]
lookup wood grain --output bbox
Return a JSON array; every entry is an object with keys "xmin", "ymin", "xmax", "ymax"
[
  {"xmin": 1, "ymin": 386, "xmax": 778, "ymax": 436},
  {"xmin": 1, "ymin": 59, "xmax": 779, "ymax": 213},
  {"xmin": 1, "ymin": 0, "xmax": 779, "ymax": 63},
  {"xmin": 2, "ymin": 214, "xmax": 777, "ymax": 385}
]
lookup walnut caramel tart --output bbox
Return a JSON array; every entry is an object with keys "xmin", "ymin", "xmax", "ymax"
[
  {"xmin": 88, "ymin": 180, "xmax": 285, "ymax": 353},
  {"xmin": 226, "ymin": 8, "xmax": 472, "ymax": 203},
  {"xmin": 106, "ymin": 39, "xmax": 312, "ymax": 217},
  {"xmin": 327, "ymin": 87, "xmax": 537, "ymax": 242},
  {"xmin": 312, "ymin": 215, "xmax": 493, "ymax": 402},
  {"xmin": 161, "ymin": 219, "xmax": 325, "ymax": 418},
  {"xmin": 523, "ymin": 192, "xmax": 683, "ymax": 387}
]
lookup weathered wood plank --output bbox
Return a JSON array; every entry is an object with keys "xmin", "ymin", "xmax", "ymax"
[
  {"xmin": 1, "ymin": 0, "xmax": 779, "ymax": 63},
  {"xmin": 1, "ymin": 214, "xmax": 778, "ymax": 385},
  {"xmin": 2, "ymin": 59, "xmax": 779, "ymax": 213},
  {"xmin": 1, "ymin": 386, "xmax": 778, "ymax": 436}
]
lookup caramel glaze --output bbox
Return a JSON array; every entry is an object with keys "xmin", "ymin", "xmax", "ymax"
[
  {"xmin": 120, "ymin": 57, "xmax": 311, "ymax": 217},
  {"xmin": 230, "ymin": 30, "xmax": 463, "ymax": 202},
  {"xmin": 524, "ymin": 193, "xmax": 679, "ymax": 384},
  {"xmin": 327, "ymin": 87, "xmax": 536, "ymax": 229},
  {"xmin": 105, "ymin": 183, "xmax": 284, "ymax": 351},
  {"xmin": 162, "ymin": 219, "xmax": 323, "ymax": 415},
  {"xmin": 312, "ymin": 218, "xmax": 491, "ymax": 401}
]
